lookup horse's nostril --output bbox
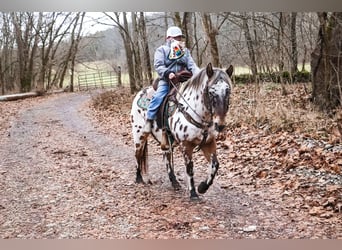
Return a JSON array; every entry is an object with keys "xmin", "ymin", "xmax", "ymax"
[{"xmin": 215, "ymin": 123, "xmax": 226, "ymax": 132}]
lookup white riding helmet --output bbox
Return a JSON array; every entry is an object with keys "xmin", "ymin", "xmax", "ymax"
[{"xmin": 166, "ymin": 26, "xmax": 183, "ymax": 38}]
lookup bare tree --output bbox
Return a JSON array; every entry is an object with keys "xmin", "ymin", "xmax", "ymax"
[
  {"xmin": 0, "ymin": 13, "xmax": 15, "ymax": 94},
  {"xmin": 242, "ymin": 12, "xmax": 258, "ymax": 82},
  {"xmin": 36, "ymin": 12, "xmax": 74, "ymax": 91},
  {"xmin": 0, "ymin": 12, "xmax": 87, "ymax": 94},
  {"xmin": 11, "ymin": 12, "xmax": 42, "ymax": 92},
  {"xmin": 182, "ymin": 13, "xmax": 194, "ymax": 50},
  {"xmin": 192, "ymin": 13, "xmax": 206, "ymax": 66},
  {"xmin": 56, "ymin": 13, "xmax": 85, "ymax": 91},
  {"xmin": 104, "ymin": 12, "xmax": 137, "ymax": 93},
  {"xmin": 0, "ymin": 12, "xmax": 324, "ymax": 96},
  {"xmin": 138, "ymin": 12, "xmax": 153, "ymax": 85},
  {"xmin": 290, "ymin": 12, "xmax": 299, "ymax": 79},
  {"xmin": 200, "ymin": 13, "xmax": 220, "ymax": 67},
  {"xmin": 298, "ymin": 13, "xmax": 319, "ymax": 72},
  {"xmin": 311, "ymin": 12, "xmax": 342, "ymax": 111},
  {"xmin": 131, "ymin": 12, "xmax": 143, "ymax": 88},
  {"xmin": 69, "ymin": 12, "xmax": 86, "ymax": 92},
  {"xmin": 172, "ymin": 12, "xmax": 182, "ymax": 27}
]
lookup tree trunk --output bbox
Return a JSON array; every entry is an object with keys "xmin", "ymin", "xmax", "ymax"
[
  {"xmin": 0, "ymin": 59, "xmax": 3, "ymax": 95},
  {"xmin": 131, "ymin": 12, "xmax": 143, "ymax": 89},
  {"xmin": 242, "ymin": 13, "xmax": 258, "ymax": 83},
  {"xmin": 278, "ymin": 12, "xmax": 287, "ymax": 95},
  {"xmin": 182, "ymin": 12, "xmax": 194, "ymax": 51},
  {"xmin": 311, "ymin": 12, "xmax": 342, "ymax": 111},
  {"xmin": 172, "ymin": 12, "xmax": 182, "ymax": 27},
  {"xmin": 105, "ymin": 12, "xmax": 136, "ymax": 93},
  {"xmin": 37, "ymin": 13, "xmax": 73, "ymax": 91},
  {"xmin": 71, "ymin": 13, "xmax": 85, "ymax": 92},
  {"xmin": 121, "ymin": 12, "xmax": 136, "ymax": 93},
  {"xmin": 0, "ymin": 13, "xmax": 12, "ymax": 95},
  {"xmin": 201, "ymin": 13, "xmax": 220, "ymax": 67},
  {"xmin": 139, "ymin": 12, "xmax": 153, "ymax": 85},
  {"xmin": 290, "ymin": 12, "xmax": 299, "ymax": 81},
  {"xmin": 11, "ymin": 13, "xmax": 32, "ymax": 92},
  {"xmin": 32, "ymin": 13, "xmax": 44, "ymax": 92},
  {"xmin": 193, "ymin": 14, "xmax": 202, "ymax": 66}
]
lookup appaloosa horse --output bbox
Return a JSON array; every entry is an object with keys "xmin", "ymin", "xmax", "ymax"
[{"xmin": 131, "ymin": 63, "xmax": 233, "ymax": 199}]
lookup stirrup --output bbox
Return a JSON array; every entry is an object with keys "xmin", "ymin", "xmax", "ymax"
[{"xmin": 160, "ymin": 129, "xmax": 170, "ymax": 150}]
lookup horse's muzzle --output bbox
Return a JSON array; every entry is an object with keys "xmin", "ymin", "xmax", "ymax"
[{"xmin": 215, "ymin": 123, "xmax": 226, "ymax": 132}]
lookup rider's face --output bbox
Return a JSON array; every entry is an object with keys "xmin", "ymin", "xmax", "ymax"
[{"xmin": 172, "ymin": 36, "xmax": 183, "ymax": 41}]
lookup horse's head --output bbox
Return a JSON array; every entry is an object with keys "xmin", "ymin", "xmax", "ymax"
[{"xmin": 205, "ymin": 63, "xmax": 233, "ymax": 133}]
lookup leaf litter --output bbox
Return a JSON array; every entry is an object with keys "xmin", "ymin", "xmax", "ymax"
[{"xmin": 0, "ymin": 84, "xmax": 341, "ymax": 239}]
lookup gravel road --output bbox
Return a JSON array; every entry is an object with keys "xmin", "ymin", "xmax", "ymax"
[{"xmin": 0, "ymin": 91, "xmax": 340, "ymax": 239}]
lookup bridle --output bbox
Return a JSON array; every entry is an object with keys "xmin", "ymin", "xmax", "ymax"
[
  {"xmin": 169, "ymin": 73, "xmax": 228, "ymax": 149},
  {"xmin": 169, "ymin": 77, "xmax": 214, "ymax": 130}
]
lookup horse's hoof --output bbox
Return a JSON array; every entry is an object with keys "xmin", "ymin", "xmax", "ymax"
[
  {"xmin": 197, "ymin": 182, "xmax": 209, "ymax": 194},
  {"xmin": 136, "ymin": 176, "xmax": 145, "ymax": 184},
  {"xmin": 190, "ymin": 190, "xmax": 200, "ymax": 200},
  {"xmin": 190, "ymin": 195, "xmax": 200, "ymax": 201},
  {"xmin": 172, "ymin": 182, "xmax": 181, "ymax": 190},
  {"xmin": 136, "ymin": 179, "xmax": 145, "ymax": 184}
]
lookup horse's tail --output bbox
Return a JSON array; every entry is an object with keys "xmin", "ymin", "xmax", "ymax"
[{"xmin": 139, "ymin": 139, "xmax": 149, "ymax": 175}]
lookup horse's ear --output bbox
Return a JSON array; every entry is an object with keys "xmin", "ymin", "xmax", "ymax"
[
  {"xmin": 226, "ymin": 65, "xmax": 233, "ymax": 77},
  {"xmin": 206, "ymin": 62, "xmax": 214, "ymax": 78}
]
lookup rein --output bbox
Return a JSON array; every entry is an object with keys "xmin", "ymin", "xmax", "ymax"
[
  {"xmin": 169, "ymin": 78, "xmax": 214, "ymax": 129},
  {"xmin": 169, "ymin": 77, "xmax": 214, "ymax": 150}
]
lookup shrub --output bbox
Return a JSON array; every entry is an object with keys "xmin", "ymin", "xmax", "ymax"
[
  {"xmin": 234, "ymin": 70, "xmax": 311, "ymax": 84},
  {"xmin": 294, "ymin": 70, "xmax": 311, "ymax": 83},
  {"xmin": 234, "ymin": 74, "xmax": 253, "ymax": 84}
]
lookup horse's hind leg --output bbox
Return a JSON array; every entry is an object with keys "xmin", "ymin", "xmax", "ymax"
[
  {"xmin": 164, "ymin": 150, "xmax": 180, "ymax": 190},
  {"xmin": 134, "ymin": 139, "xmax": 148, "ymax": 184}
]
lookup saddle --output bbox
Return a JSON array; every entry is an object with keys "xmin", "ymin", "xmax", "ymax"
[
  {"xmin": 154, "ymin": 70, "xmax": 192, "ymax": 150},
  {"xmin": 154, "ymin": 69, "xmax": 192, "ymax": 128},
  {"xmin": 155, "ymin": 84, "xmax": 179, "ymax": 129}
]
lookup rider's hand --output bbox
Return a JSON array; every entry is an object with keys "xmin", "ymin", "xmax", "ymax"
[{"xmin": 168, "ymin": 72, "xmax": 176, "ymax": 79}]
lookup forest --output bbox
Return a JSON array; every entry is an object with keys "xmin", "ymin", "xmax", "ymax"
[
  {"xmin": 0, "ymin": 12, "xmax": 341, "ymax": 112},
  {"xmin": 0, "ymin": 12, "xmax": 341, "ymax": 238}
]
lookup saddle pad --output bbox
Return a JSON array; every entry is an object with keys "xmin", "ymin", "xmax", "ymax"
[
  {"xmin": 137, "ymin": 87, "xmax": 154, "ymax": 110},
  {"xmin": 137, "ymin": 96, "xmax": 151, "ymax": 110},
  {"xmin": 137, "ymin": 91, "xmax": 177, "ymax": 118}
]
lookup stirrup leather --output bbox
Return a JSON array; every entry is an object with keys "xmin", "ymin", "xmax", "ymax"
[
  {"xmin": 143, "ymin": 120, "xmax": 152, "ymax": 134},
  {"xmin": 160, "ymin": 129, "xmax": 170, "ymax": 150}
]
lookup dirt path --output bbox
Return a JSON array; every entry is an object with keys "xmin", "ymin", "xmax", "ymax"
[{"xmin": 0, "ymin": 91, "xmax": 341, "ymax": 239}]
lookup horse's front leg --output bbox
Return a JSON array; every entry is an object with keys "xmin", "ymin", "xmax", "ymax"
[
  {"xmin": 163, "ymin": 150, "xmax": 181, "ymax": 190},
  {"xmin": 198, "ymin": 141, "xmax": 219, "ymax": 194},
  {"xmin": 181, "ymin": 143, "xmax": 199, "ymax": 200},
  {"xmin": 187, "ymin": 159, "xmax": 200, "ymax": 199}
]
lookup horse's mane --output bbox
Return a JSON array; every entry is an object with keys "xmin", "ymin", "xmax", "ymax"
[
  {"xmin": 186, "ymin": 68, "xmax": 207, "ymax": 91},
  {"xmin": 184, "ymin": 67, "xmax": 230, "ymax": 92}
]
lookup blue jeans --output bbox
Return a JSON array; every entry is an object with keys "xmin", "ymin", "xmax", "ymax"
[{"xmin": 147, "ymin": 80, "xmax": 169, "ymax": 120}]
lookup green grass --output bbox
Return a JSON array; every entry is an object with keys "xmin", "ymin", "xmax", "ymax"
[
  {"xmin": 65, "ymin": 61, "xmax": 312, "ymax": 88},
  {"xmin": 232, "ymin": 63, "xmax": 311, "ymax": 76}
]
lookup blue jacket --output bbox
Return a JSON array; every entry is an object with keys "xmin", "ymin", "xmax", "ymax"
[{"xmin": 154, "ymin": 40, "xmax": 200, "ymax": 83}]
